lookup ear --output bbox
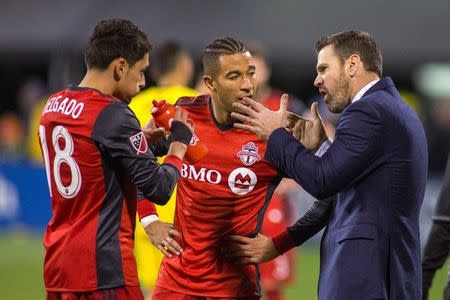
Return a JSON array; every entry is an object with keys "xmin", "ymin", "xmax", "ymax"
[
  {"xmin": 113, "ymin": 57, "xmax": 128, "ymax": 81},
  {"xmin": 203, "ymin": 75, "xmax": 216, "ymax": 93},
  {"xmin": 347, "ymin": 54, "xmax": 360, "ymax": 78}
]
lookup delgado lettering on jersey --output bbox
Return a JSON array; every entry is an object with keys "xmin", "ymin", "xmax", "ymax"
[{"xmin": 43, "ymin": 95, "xmax": 84, "ymax": 119}]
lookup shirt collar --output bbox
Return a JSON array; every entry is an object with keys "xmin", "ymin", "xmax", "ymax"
[{"xmin": 351, "ymin": 79, "xmax": 379, "ymax": 103}]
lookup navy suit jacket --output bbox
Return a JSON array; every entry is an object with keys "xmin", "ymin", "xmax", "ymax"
[{"xmin": 265, "ymin": 77, "xmax": 428, "ymax": 300}]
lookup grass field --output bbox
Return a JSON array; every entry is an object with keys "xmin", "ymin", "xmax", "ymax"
[{"xmin": 0, "ymin": 233, "xmax": 447, "ymax": 299}]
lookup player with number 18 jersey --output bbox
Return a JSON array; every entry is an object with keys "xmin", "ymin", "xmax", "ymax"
[{"xmin": 39, "ymin": 86, "xmax": 183, "ymax": 293}]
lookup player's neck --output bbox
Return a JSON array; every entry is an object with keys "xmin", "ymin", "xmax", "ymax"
[
  {"xmin": 78, "ymin": 70, "xmax": 115, "ymax": 96},
  {"xmin": 211, "ymin": 95, "xmax": 232, "ymax": 124}
]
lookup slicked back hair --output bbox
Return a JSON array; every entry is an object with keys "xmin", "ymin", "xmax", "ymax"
[
  {"xmin": 315, "ymin": 30, "xmax": 383, "ymax": 77},
  {"xmin": 202, "ymin": 37, "xmax": 247, "ymax": 77},
  {"xmin": 84, "ymin": 18, "xmax": 151, "ymax": 70},
  {"xmin": 153, "ymin": 41, "xmax": 187, "ymax": 76}
]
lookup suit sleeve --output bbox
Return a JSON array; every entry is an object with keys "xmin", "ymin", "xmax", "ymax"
[
  {"xmin": 91, "ymin": 102, "xmax": 181, "ymax": 205},
  {"xmin": 272, "ymin": 196, "xmax": 334, "ymax": 254},
  {"xmin": 265, "ymin": 101, "xmax": 383, "ymax": 199}
]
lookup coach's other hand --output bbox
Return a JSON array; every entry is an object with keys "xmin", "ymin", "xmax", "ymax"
[{"xmin": 223, "ymin": 234, "xmax": 280, "ymax": 264}]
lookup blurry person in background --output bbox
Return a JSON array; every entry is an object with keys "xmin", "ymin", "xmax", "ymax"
[
  {"xmin": 130, "ymin": 41, "xmax": 197, "ymax": 124},
  {"xmin": 414, "ymin": 63, "xmax": 450, "ymax": 173},
  {"xmin": 422, "ymin": 152, "xmax": 450, "ymax": 300},
  {"xmin": 0, "ymin": 112, "xmax": 25, "ymax": 161},
  {"xmin": 248, "ymin": 43, "xmax": 302, "ymax": 300},
  {"xmin": 27, "ymin": 95, "xmax": 50, "ymax": 164},
  {"xmin": 13, "ymin": 77, "xmax": 48, "ymax": 164},
  {"xmin": 40, "ymin": 19, "xmax": 193, "ymax": 300},
  {"xmin": 427, "ymin": 97, "xmax": 450, "ymax": 171},
  {"xmin": 129, "ymin": 40, "xmax": 198, "ymax": 299},
  {"xmin": 399, "ymin": 90, "xmax": 426, "ymax": 122}
]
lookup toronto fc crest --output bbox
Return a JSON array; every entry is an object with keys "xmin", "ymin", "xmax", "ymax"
[
  {"xmin": 236, "ymin": 142, "xmax": 261, "ymax": 166},
  {"xmin": 129, "ymin": 131, "xmax": 148, "ymax": 155}
]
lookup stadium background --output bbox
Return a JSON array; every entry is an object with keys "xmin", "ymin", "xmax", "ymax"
[{"xmin": 0, "ymin": 0, "xmax": 449, "ymax": 299}]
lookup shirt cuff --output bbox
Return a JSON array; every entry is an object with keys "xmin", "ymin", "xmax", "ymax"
[
  {"xmin": 315, "ymin": 138, "xmax": 333, "ymax": 157},
  {"xmin": 137, "ymin": 199, "xmax": 158, "ymax": 219},
  {"xmin": 163, "ymin": 155, "xmax": 183, "ymax": 171},
  {"xmin": 140, "ymin": 214, "xmax": 159, "ymax": 228},
  {"xmin": 272, "ymin": 230, "xmax": 296, "ymax": 255}
]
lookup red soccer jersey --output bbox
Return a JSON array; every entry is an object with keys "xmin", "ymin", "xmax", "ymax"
[
  {"xmin": 39, "ymin": 86, "xmax": 181, "ymax": 292},
  {"xmin": 154, "ymin": 95, "xmax": 281, "ymax": 297}
]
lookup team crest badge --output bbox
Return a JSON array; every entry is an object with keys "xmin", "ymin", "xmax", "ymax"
[
  {"xmin": 129, "ymin": 131, "xmax": 148, "ymax": 155},
  {"xmin": 236, "ymin": 142, "xmax": 261, "ymax": 166}
]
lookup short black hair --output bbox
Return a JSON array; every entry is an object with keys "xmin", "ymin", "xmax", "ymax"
[
  {"xmin": 202, "ymin": 37, "xmax": 247, "ymax": 76},
  {"xmin": 84, "ymin": 18, "xmax": 151, "ymax": 70},
  {"xmin": 315, "ymin": 30, "xmax": 383, "ymax": 77},
  {"xmin": 153, "ymin": 41, "xmax": 187, "ymax": 76}
]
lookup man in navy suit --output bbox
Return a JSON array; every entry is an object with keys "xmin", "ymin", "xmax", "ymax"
[{"xmin": 227, "ymin": 31, "xmax": 428, "ymax": 299}]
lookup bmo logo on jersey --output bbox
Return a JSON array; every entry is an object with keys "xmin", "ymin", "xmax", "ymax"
[
  {"xmin": 228, "ymin": 167, "xmax": 257, "ymax": 195},
  {"xmin": 181, "ymin": 164, "xmax": 222, "ymax": 184}
]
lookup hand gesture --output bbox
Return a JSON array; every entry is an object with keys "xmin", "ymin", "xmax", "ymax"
[
  {"xmin": 292, "ymin": 102, "xmax": 328, "ymax": 152},
  {"xmin": 232, "ymin": 94, "xmax": 289, "ymax": 141},
  {"xmin": 144, "ymin": 220, "xmax": 183, "ymax": 257},
  {"xmin": 173, "ymin": 106, "xmax": 194, "ymax": 134},
  {"xmin": 223, "ymin": 234, "xmax": 279, "ymax": 264},
  {"xmin": 142, "ymin": 118, "xmax": 166, "ymax": 144}
]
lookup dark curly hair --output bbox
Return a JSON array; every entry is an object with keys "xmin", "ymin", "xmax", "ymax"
[{"xmin": 84, "ymin": 18, "xmax": 151, "ymax": 70}]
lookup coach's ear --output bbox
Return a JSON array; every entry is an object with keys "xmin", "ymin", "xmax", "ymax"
[{"xmin": 112, "ymin": 57, "xmax": 128, "ymax": 82}]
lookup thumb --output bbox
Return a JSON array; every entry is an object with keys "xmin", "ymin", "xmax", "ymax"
[
  {"xmin": 311, "ymin": 102, "xmax": 320, "ymax": 121},
  {"xmin": 279, "ymin": 94, "xmax": 289, "ymax": 112}
]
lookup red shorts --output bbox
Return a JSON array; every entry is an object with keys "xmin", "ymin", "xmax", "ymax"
[
  {"xmin": 152, "ymin": 286, "xmax": 260, "ymax": 300},
  {"xmin": 46, "ymin": 286, "xmax": 144, "ymax": 300}
]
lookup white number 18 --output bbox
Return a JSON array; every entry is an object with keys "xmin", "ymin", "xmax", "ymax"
[{"xmin": 39, "ymin": 125, "xmax": 82, "ymax": 199}]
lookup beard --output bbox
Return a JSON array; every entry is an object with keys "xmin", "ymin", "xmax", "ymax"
[{"xmin": 326, "ymin": 72, "xmax": 350, "ymax": 113}]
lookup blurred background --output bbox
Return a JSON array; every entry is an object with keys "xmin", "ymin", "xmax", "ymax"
[{"xmin": 0, "ymin": 0, "xmax": 449, "ymax": 299}]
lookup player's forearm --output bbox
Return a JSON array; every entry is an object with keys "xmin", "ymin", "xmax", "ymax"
[
  {"xmin": 166, "ymin": 120, "xmax": 192, "ymax": 161},
  {"xmin": 149, "ymin": 136, "xmax": 170, "ymax": 157},
  {"xmin": 167, "ymin": 141, "xmax": 188, "ymax": 161},
  {"xmin": 128, "ymin": 155, "xmax": 181, "ymax": 205}
]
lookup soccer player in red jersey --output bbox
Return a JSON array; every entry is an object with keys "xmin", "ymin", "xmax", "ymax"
[
  {"xmin": 39, "ymin": 19, "xmax": 193, "ymax": 300},
  {"xmin": 137, "ymin": 38, "xmax": 292, "ymax": 299}
]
